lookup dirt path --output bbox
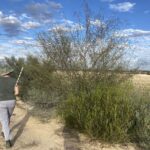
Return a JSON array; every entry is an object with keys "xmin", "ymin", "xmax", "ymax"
[{"xmin": 0, "ymin": 101, "xmax": 139, "ymax": 150}]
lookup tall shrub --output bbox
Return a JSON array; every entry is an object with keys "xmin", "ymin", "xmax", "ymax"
[{"xmin": 59, "ymin": 80, "xmax": 135, "ymax": 142}]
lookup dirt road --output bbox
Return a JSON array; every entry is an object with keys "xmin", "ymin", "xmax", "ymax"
[{"xmin": 0, "ymin": 101, "xmax": 139, "ymax": 150}]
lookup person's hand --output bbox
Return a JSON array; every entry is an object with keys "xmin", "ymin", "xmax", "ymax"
[{"xmin": 14, "ymin": 84, "xmax": 19, "ymax": 96}]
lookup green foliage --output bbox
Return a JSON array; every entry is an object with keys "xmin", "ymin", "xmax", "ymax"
[
  {"xmin": 130, "ymin": 90, "xmax": 150, "ymax": 150},
  {"xmin": 59, "ymin": 81, "xmax": 135, "ymax": 142},
  {"xmin": 5, "ymin": 56, "xmax": 59, "ymax": 102},
  {"xmin": 59, "ymin": 77, "xmax": 150, "ymax": 148}
]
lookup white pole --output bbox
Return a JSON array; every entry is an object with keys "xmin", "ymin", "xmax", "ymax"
[{"xmin": 15, "ymin": 67, "xmax": 24, "ymax": 86}]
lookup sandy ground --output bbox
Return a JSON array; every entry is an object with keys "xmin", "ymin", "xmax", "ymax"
[
  {"xmin": 0, "ymin": 101, "xmax": 140, "ymax": 150},
  {"xmin": 132, "ymin": 74, "xmax": 150, "ymax": 89}
]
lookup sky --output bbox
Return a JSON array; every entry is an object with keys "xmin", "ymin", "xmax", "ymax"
[{"xmin": 0, "ymin": 0, "xmax": 150, "ymax": 70}]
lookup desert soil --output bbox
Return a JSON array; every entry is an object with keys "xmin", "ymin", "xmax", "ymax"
[{"xmin": 132, "ymin": 74, "xmax": 150, "ymax": 89}]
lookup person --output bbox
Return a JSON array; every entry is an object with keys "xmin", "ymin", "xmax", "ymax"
[{"xmin": 0, "ymin": 69, "xmax": 19, "ymax": 148}]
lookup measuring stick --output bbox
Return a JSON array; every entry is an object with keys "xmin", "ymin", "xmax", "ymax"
[{"xmin": 15, "ymin": 67, "xmax": 24, "ymax": 86}]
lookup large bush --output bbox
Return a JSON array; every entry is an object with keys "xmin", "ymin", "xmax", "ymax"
[
  {"xmin": 59, "ymin": 80, "xmax": 135, "ymax": 142},
  {"xmin": 59, "ymin": 79, "xmax": 150, "ymax": 149}
]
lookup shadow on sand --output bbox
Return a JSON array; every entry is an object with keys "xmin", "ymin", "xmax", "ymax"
[
  {"xmin": 63, "ymin": 126, "xmax": 81, "ymax": 150},
  {"xmin": 11, "ymin": 111, "xmax": 30, "ymax": 145}
]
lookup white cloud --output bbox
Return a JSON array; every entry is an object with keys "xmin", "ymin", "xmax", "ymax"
[
  {"xmin": 50, "ymin": 19, "xmax": 84, "ymax": 32},
  {"xmin": 90, "ymin": 19, "xmax": 105, "ymax": 28},
  {"xmin": 10, "ymin": 39, "xmax": 39, "ymax": 47},
  {"xmin": 61, "ymin": 19, "xmax": 74, "ymax": 25},
  {"xmin": 0, "ymin": 11, "xmax": 3, "ymax": 18},
  {"xmin": 0, "ymin": 42, "xmax": 25, "ymax": 58},
  {"xmin": 120, "ymin": 29, "xmax": 150, "ymax": 37},
  {"xmin": 0, "ymin": 15, "xmax": 20, "ymax": 24},
  {"xmin": 114, "ymin": 28, "xmax": 150, "ymax": 70},
  {"xmin": 0, "ymin": 38, "xmax": 41, "ymax": 60},
  {"xmin": 25, "ymin": 1, "xmax": 62, "ymax": 22},
  {"xmin": 0, "ymin": 11, "xmax": 42, "ymax": 36},
  {"xmin": 132, "ymin": 37, "xmax": 150, "ymax": 70},
  {"xmin": 19, "ymin": 13, "xmax": 31, "ymax": 20},
  {"xmin": 22, "ymin": 21, "xmax": 41, "ymax": 29},
  {"xmin": 101, "ymin": 0, "xmax": 114, "ymax": 2},
  {"xmin": 144, "ymin": 10, "xmax": 150, "ymax": 14},
  {"xmin": 0, "ymin": 14, "xmax": 22, "ymax": 36},
  {"xmin": 11, "ymin": 39, "xmax": 29, "ymax": 45},
  {"xmin": 109, "ymin": 2, "xmax": 136, "ymax": 12},
  {"xmin": 9, "ymin": 0, "xmax": 23, "ymax": 2},
  {"xmin": 50, "ymin": 23, "xmax": 83, "ymax": 32},
  {"xmin": 47, "ymin": 1, "xmax": 63, "ymax": 9},
  {"xmin": 23, "ymin": 36, "xmax": 33, "ymax": 40}
]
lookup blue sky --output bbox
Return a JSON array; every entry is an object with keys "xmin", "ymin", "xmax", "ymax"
[{"xmin": 0, "ymin": 0, "xmax": 150, "ymax": 70}]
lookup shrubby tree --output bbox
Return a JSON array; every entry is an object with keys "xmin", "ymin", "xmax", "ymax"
[
  {"xmin": 37, "ymin": 4, "xmax": 131, "ymax": 94},
  {"xmin": 37, "ymin": 4, "xmax": 150, "ymax": 147}
]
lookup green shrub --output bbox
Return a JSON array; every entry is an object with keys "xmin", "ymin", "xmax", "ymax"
[
  {"xmin": 27, "ymin": 88, "xmax": 59, "ymax": 108},
  {"xmin": 59, "ymin": 78, "xmax": 150, "ymax": 149},
  {"xmin": 130, "ymin": 90, "xmax": 150, "ymax": 150},
  {"xmin": 59, "ymin": 81, "xmax": 135, "ymax": 142}
]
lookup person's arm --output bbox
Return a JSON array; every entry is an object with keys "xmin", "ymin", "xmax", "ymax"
[{"xmin": 14, "ymin": 84, "xmax": 19, "ymax": 96}]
